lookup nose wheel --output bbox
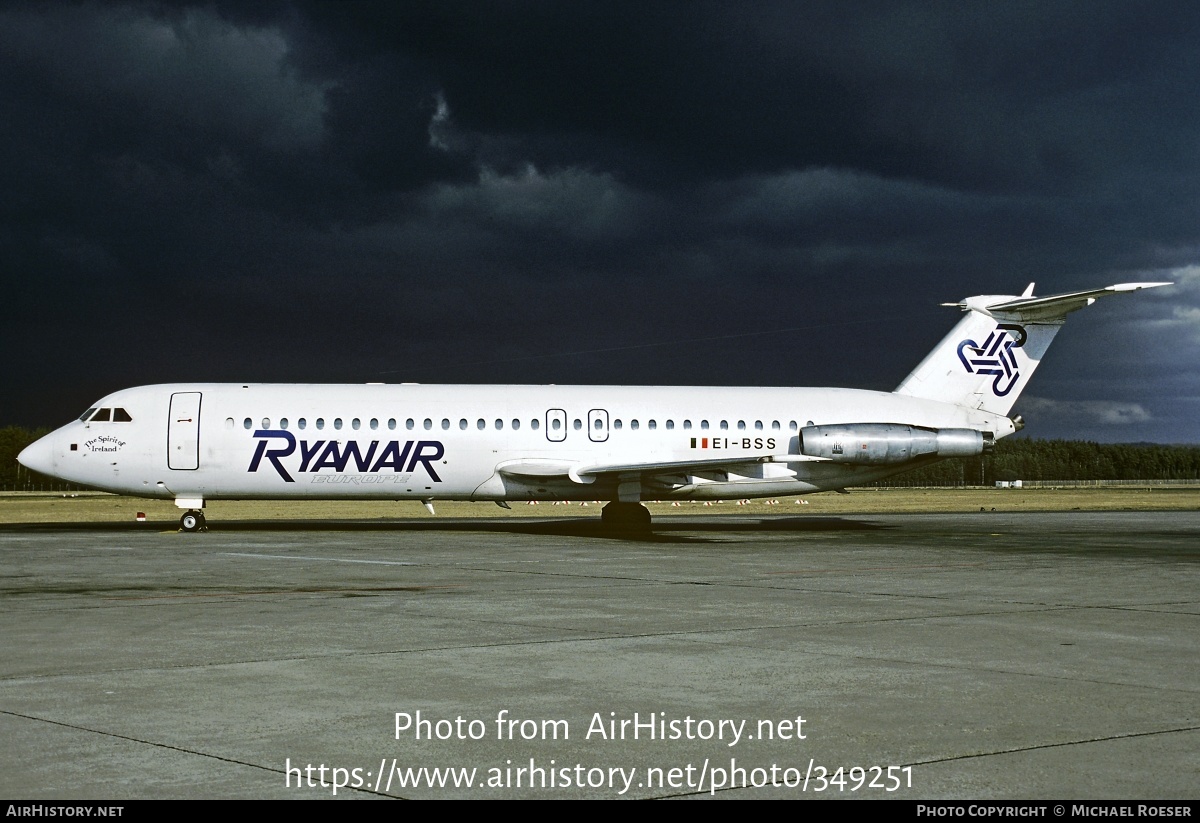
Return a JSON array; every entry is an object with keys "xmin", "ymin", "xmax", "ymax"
[{"xmin": 179, "ymin": 510, "xmax": 207, "ymax": 533}]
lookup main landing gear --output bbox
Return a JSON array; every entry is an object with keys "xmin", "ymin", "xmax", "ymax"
[
  {"xmin": 179, "ymin": 510, "xmax": 207, "ymax": 533},
  {"xmin": 600, "ymin": 501, "xmax": 652, "ymax": 533}
]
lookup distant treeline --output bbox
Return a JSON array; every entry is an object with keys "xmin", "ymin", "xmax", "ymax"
[
  {"xmin": 0, "ymin": 425, "xmax": 56, "ymax": 489},
  {"xmin": 873, "ymin": 438, "xmax": 1200, "ymax": 486},
  {"xmin": 2, "ymin": 425, "xmax": 1200, "ymax": 490}
]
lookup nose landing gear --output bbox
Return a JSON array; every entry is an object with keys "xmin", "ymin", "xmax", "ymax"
[{"xmin": 179, "ymin": 510, "xmax": 207, "ymax": 533}]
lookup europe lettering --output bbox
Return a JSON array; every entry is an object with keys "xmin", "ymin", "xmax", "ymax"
[{"xmin": 248, "ymin": 430, "xmax": 444, "ymax": 483}]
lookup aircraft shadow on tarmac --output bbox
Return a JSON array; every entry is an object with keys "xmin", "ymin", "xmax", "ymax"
[{"xmin": 0, "ymin": 516, "xmax": 894, "ymax": 544}]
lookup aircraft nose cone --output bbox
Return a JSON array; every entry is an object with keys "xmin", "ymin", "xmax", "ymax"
[{"xmin": 17, "ymin": 436, "xmax": 55, "ymax": 476}]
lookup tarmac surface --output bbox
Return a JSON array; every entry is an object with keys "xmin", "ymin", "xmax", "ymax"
[{"xmin": 0, "ymin": 511, "xmax": 1197, "ymax": 799}]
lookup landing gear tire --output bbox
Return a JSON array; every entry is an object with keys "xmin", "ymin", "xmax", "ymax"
[
  {"xmin": 179, "ymin": 511, "xmax": 206, "ymax": 533},
  {"xmin": 601, "ymin": 501, "xmax": 652, "ymax": 533}
]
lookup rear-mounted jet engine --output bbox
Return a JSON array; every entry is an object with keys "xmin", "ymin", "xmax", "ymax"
[{"xmin": 799, "ymin": 424, "xmax": 993, "ymax": 465}]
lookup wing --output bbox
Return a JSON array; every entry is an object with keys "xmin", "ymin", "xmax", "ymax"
[{"xmin": 496, "ymin": 454, "xmax": 826, "ymax": 486}]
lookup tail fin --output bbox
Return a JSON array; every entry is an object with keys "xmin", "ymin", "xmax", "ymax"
[{"xmin": 894, "ymin": 282, "xmax": 1171, "ymax": 415}]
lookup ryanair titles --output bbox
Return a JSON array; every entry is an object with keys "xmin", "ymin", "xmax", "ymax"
[{"xmin": 248, "ymin": 430, "xmax": 444, "ymax": 483}]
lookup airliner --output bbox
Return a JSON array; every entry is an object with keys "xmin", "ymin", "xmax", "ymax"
[{"xmin": 17, "ymin": 281, "xmax": 1170, "ymax": 532}]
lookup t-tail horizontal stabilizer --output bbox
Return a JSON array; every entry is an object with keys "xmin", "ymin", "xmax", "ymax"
[{"xmin": 894, "ymin": 281, "xmax": 1171, "ymax": 416}]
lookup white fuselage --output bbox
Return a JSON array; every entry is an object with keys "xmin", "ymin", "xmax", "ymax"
[
  {"xmin": 20, "ymin": 282, "xmax": 1168, "ymax": 517},
  {"xmin": 20, "ymin": 382, "xmax": 1016, "ymax": 504}
]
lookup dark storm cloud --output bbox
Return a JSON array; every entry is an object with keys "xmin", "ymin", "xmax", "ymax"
[
  {"xmin": 1, "ymin": 1, "xmax": 1199, "ymax": 442},
  {"xmin": 300, "ymin": 2, "xmax": 1200, "ymax": 192},
  {"xmin": 2, "ymin": 3, "xmax": 329, "ymax": 151}
]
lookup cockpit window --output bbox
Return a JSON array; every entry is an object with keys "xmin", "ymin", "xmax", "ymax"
[
  {"xmin": 113, "ymin": 408, "xmax": 133, "ymax": 422},
  {"xmin": 91, "ymin": 408, "xmax": 111, "ymax": 422},
  {"xmin": 79, "ymin": 408, "xmax": 97, "ymax": 422}
]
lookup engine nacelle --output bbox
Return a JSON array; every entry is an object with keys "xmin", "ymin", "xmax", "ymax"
[{"xmin": 799, "ymin": 424, "xmax": 993, "ymax": 465}]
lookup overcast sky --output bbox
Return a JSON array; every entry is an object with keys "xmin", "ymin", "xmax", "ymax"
[{"xmin": 3, "ymin": 1, "xmax": 1199, "ymax": 442}]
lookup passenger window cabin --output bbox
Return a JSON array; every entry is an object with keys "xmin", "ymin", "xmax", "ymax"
[{"xmin": 222, "ymin": 409, "xmax": 789, "ymax": 441}]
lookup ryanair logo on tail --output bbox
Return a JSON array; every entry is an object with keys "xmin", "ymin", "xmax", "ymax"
[{"xmin": 957, "ymin": 324, "xmax": 1027, "ymax": 396}]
